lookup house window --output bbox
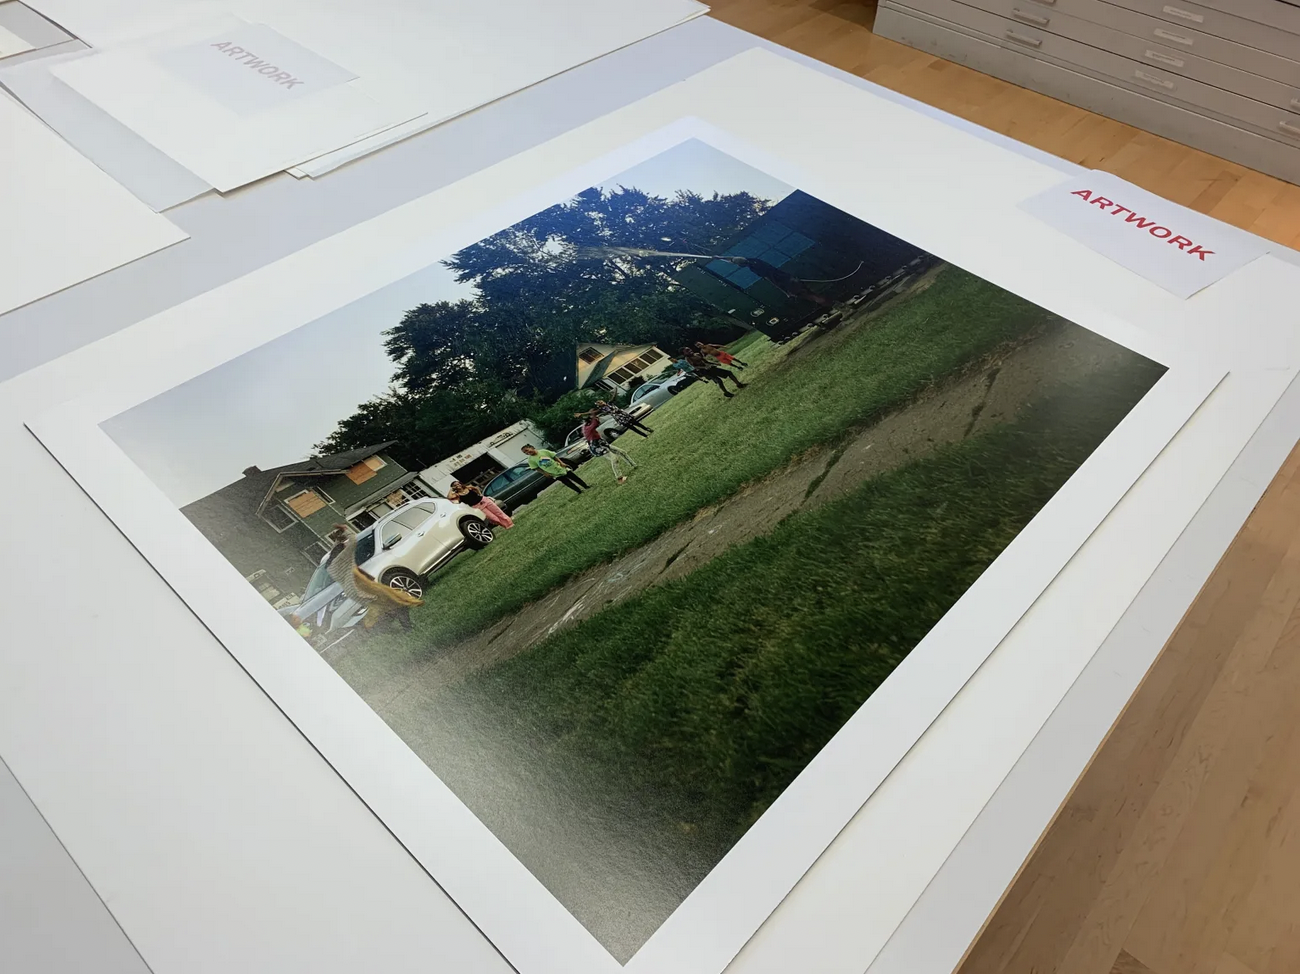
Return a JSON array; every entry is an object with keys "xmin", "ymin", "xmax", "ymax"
[
  {"xmin": 579, "ymin": 347, "xmax": 604, "ymax": 365},
  {"xmin": 400, "ymin": 482, "xmax": 429, "ymax": 501},
  {"xmin": 346, "ymin": 455, "xmax": 388, "ymax": 484},
  {"xmin": 301, "ymin": 540, "xmax": 331, "ymax": 567},
  {"xmin": 607, "ymin": 367, "xmax": 632, "ymax": 383},
  {"xmin": 641, "ymin": 348, "xmax": 664, "ymax": 362},
  {"xmin": 261, "ymin": 504, "xmax": 296, "ymax": 533},
  {"xmin": 349, "ymin": 510, "xmax": 378, "ymax": 531},
  {"xmin": 285, "ymin": 489, "xmax": 328, "ymax": 518}
]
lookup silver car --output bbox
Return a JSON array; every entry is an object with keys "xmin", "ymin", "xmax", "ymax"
[
  {"xmin": 627, "ymin": 370, "xmax": 694, "ymax": 419},
  {"xmin": 356, "ymin": 497, "xmax": 494, "ymax": 599}
]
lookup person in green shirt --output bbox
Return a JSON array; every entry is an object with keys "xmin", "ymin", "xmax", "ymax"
[{"xmin": 522, "ymin": 444, "xmax": 591, "ymax": 495}]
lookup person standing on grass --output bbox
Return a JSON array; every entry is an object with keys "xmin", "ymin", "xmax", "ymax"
[
  {"xmin": 682, "ymin": 346, "xmax": 746, "ymax": 398},
  {"xmin": 595, "ymin": 399, "xmax": 653, "ymax": 437},
  {"xmin": 448, "ymin": 480, "xmax": 514, "ymax": 529},
  {"xmin": 696, "ymin": 341, "xmax": 749, "ymax": 370},
  {"xmin": 580, "ymin": 410, "xmax": 637, "ymax": 484},
  {"xmin": 522, "ymin": 444, "xmax": 591, "ymax": 495},
  {"xmin": 324, "ymin": 524, "xmax": 421, "ymax": 633}
]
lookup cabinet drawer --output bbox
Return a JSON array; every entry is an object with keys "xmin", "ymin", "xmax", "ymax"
[
  {"xmin": 904, "ymin": 0, "xmax": 1300, "ymax": 146},
  {"xmin": 966, "ymin": 0, "xmax": 1300, "ymax": 88},
  {"xmin": 956, "ymin": 0, "xmax": 1300, "ymax": 111},
  {"xmin": 1101, "ymin": 0, "xmax": 1300, "ymax": 60},
  {"xmin": 1166, "ymin": 0, "xmax": 1300, "ymax": 34},
  {"xmin": 874, "ymin": 2, "xmax": 1300, "ymax": 187}
]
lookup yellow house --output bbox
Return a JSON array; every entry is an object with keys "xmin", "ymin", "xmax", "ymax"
[{"xmin": 575, "ymin": 343, "xmax": 671, "ymax": 395}]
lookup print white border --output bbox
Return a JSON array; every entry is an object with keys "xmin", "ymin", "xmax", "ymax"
[{"xmin": 26, "ymin": 51, "xmax": 1236, "ymax": 974}]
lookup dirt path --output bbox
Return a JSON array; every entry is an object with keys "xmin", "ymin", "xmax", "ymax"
[{"xmin": 340, "ymin": 315, "xmax": 1133, "ymax": 709}]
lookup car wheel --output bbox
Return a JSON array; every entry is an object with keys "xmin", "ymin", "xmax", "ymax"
[
  {"xmin": 460, "ymin": 518, "xmax": 495, "ymax": 549},
  {"xmin": 381, "ymin": 568, "xmax": 424, "ymax": 600}
]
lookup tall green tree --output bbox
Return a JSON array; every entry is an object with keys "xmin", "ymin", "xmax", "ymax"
[{"xmin": 320, "ymin": 185, "xmax": 770, "ymax": 462}]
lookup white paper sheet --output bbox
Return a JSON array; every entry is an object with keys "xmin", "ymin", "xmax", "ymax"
[
  {"xmin": 25, "ymin": 0, "xmax": 707, "ymax": 177},
  {"xmin": 52, "ymin": 15, "xmax": 423, "ymax": 192},
  {"xmin": 1019, "ymin": 170, "xmax": 1272, "ymax": 298},
  {"xmin": 1, "ymin": 50, "xmax": 211, "ymax": 212},
  {"xmin": 153, "ymin": 22, "xmax": 357, "ymax": 116},
  {"xmin": 19, "ymin": 0, "xmax": 226, "ymax": 47},
  {"xmin": 247, "ymin": 0, "xmax": 708, "ymax": 175},
  {"xmin": 0, "ymin": 21, "xmax": 33, "ymax": 57},
  {"xmin": 0, "ymin": 91, "xmax": 187, "ymax": 314}
]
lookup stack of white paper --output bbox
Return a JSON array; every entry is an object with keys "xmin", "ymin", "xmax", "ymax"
[
  {"xmin": 50, "ymin": 15, "xmax": 424, "ymax": 191},
  {"xmin": 19, "ymin": 0, "xmax": 708, "ymax": 187},
  {"xmin": 0, "ymin": 91, "xmax": 187, "ymax": 314}
]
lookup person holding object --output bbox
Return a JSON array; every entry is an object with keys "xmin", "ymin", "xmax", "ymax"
[
  {"xmin": 522, "ymin": 443, "xmax": 591, "ymax": 494},
  {"xmin": 595, "ymin": 399, "xmax": 653, "ymax": 437},
  {"xmin": 448, "ymin": 480, "xmax": 513, "ymax": 529},
  {"xmin": 682, "ymin": 346, "xmax": 745, "ymax": 398},
  {"xmin": 579, "ymin": 410, "xmax": 637, "ymax": 484},
  {"xmin": 324, "ymin": 524, "xmax": 422, "ymax": 632},
  {"xmin": 695, "ymin": 341, "xmax": 749, "ymax": 370}
]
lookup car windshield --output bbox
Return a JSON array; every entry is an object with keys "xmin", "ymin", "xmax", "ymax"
[
  {"xmin": 487, "ymin": 466, "xmax": 520, "ymax": 492},
  {"xmin": 632, "ymin": 383, "xmax": 658, "ymax": 402},
  {"xmin": 301, "ymin": 562, "xmax": 333, "ymax": 601},
  {"xmin": 354, "ymin": 528, "xmax": 376, "ymax": 566}
]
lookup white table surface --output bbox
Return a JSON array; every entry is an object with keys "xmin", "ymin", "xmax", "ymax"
[{"xmin": 5, "ymin": 14, "xmax": 1285, "ymax": 974}]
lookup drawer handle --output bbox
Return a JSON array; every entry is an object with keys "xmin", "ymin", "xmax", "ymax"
[
  {"xmin": 1135, "ymin": 69, "xmax": 1175, "ymax": 89},
  {"xmin": 1280, "ymin": 120, "xmax": 1300, "ymax": 137},
  {"xmin": 1012, "ymin": 8, "xmax": 1051, "ymax": 25},
  {"xmin": 1153, "ymin": 27, "xmax": 1194, "ymax": 45},
  {"xmin": 1145, "ymin": 49, "xmax": 1185, "ymax": 68},
  {"xmin": 1005, "ymin": 29, "xmax": 1043, "ymax": 47},
  {"xmin": 1162, "ymin": 4, "xmax": 1205, "ymax": 22},
  {"xmin": 1291, "ymin": 98, "xmax": 1300, "ymax": 111}
]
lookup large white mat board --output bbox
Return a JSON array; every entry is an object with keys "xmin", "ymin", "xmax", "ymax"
[
  {"xmin": 18, "ymin": 0, "xmax": 225, "ymax": 46},
  {"xmin": 0, "ymin": 89, "xmax": 187, "ymax": 315},
  {"xmin": 0, "ymin": 50, "xmax": 212, "ymax": 211},
  {"xmin": 19, "ymin": 49, "xmax": 1296, "ymax": 974},
  {"xmin": 52, "ymin": 15, "xmax": 424, "ymax": 191},
  {"xmin": 5, "ymin": 25, "xmax": 1290, "ymax": 974},
  {"xmin": 0, "ymin": 20, "xmax": 33, "ymax": 56},
  {"xmin": 28, "ymin": 0, "xmax": 707, "ymax": 181},
  {"xmin": 262, "ymin": 0, "xmax": 710, "ymax": 175},
  {"xmin": 0, "ymin": 0, "xmax": 76, "ymax": 50}
]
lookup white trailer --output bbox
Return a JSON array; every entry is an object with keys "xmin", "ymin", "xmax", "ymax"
[{"xmin": 417, "ymin": 420, "xmax": 547, "ymax": 496}]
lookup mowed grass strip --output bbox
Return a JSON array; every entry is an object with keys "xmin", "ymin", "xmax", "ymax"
[
  {"xmin": 411, "ymin": 267, "xmax": 1062, "ymax": 649},
  {"xmin": 446, "ymin": 357, "xmax": 1165, "ymax": 842}
]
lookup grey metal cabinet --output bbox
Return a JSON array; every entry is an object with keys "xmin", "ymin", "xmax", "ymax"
[{"xmin": 876, "ymin": 0, "xmax": 1300, "ymax": 184}]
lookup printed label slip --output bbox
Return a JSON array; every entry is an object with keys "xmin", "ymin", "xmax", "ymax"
[{"xmin": 1019, "ymin": 170, "xmax": 1270, "ymax": 298}]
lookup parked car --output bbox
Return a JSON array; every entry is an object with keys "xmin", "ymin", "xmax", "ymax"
[
  {"xmin": 278, "ymin": 555, "xmax": 367, "ymax": 648},
  {"xmin": 483, "ymin": 462, "xmax": 550, "ymax": 514},
  {"xmin": 355, "ymin": 498, "xmax": 494, "ymax": 599},
  {"xmin": 627, "ymin": 370, "xmax": 695, "ymax": 419},
  {"xmin": 563, "ymin": 415, "xmax": 622, "ymax": 456}
]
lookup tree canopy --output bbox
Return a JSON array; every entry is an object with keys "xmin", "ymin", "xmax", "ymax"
[{"xmin": 317, "ymin": 185, "xmax": 771, "ymax": 466}]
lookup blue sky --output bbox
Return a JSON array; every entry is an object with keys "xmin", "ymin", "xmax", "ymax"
[{"xmin": 104, "ymin": 139, "xmax": 794, "ymax": 506}]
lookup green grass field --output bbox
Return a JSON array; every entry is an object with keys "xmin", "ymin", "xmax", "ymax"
[
  {"xmin": 399, "ymin": 266, "xmax": 1070, "ymax": 652},
  {"xmin": 438, "ymin": 357, "xmax": 1164, "ymax": 844}
]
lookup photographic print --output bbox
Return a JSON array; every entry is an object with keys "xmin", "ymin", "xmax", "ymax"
[{"xmin": 100, "ymin": 138, "xmax": 1165, "ymax": 961}]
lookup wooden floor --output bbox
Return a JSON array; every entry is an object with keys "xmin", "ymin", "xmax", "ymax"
[{"xmin": 709, "ymin": 3, "xmax": 1300, "ymax": 974}]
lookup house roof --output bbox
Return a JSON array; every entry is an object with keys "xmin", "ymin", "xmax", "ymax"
[
  {"xmin": 183, "ymin": 442, "xmax": 397, "ymax": 516},
  {"xmin": 575, "ymin": 343, "xmax": 659, "ymax": 390}
]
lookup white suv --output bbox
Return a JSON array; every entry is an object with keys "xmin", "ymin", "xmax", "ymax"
[{"xmin": 355, "ymin": 498, "xmax": 493, "ymax": 599}]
